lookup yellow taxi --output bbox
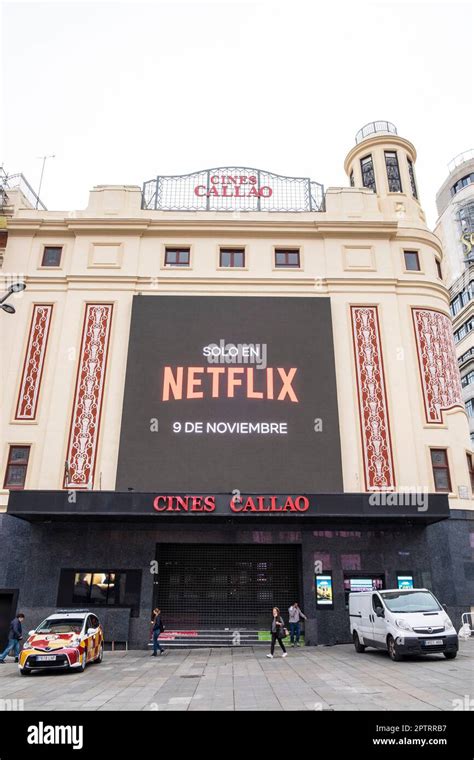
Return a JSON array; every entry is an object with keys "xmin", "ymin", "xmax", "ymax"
[{"xmin": 19, "ymin": 610, "xmax": 104, "ymax": 675}]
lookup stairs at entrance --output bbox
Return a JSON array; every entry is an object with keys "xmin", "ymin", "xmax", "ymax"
[{"xmin": 150, "ymin": 630, "xmax": 304, "ymax": 648}]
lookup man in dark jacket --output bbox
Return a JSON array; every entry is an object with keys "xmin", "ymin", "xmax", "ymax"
[
  {"xmin": 151, "ymin": 608, "xmax": 165, "ymax": 656},
  {"xmin": 0, "ymin": 613, "xmax": 25, "ymax": 663}
]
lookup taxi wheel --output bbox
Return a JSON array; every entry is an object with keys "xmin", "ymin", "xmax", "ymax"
[
  {"xmin": 94, "ymin": 643, "xmax": 104, "ymax": 663},
  {"xmin": 79, "ymin": 651, "xmax": 87, "ymax": 672},
  {"xmin": 20, "ymin": 669, "xmax": 31, "ymax": 676},
  {"xmin": 444, "ymin": 651, "xmax": 457, "ymax": 660}
]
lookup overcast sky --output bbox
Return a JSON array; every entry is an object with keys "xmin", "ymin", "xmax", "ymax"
[{"xmin": 2, "ymin": 0, "xmax": 473, "ymax": 226}]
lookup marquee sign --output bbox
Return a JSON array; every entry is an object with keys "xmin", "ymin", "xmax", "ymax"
[{"xmin": 142, "ymin": 166, "xmax": 324, "ymax": 212}]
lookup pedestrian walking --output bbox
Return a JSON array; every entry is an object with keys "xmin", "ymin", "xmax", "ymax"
[
  {"xmin": 288, "ymin": 602, "xmax": 307, "ymax": 646},
  {"xmin": 150, "ymin": 608, "xmax": 165, "ymax": 656},
  {"xmin": 0, "ymin": 613, "xmax": 25, "ymax": 663},
  {"xmin": 266, "ymin": 607, "xmax": 288, "ymax": 658}
]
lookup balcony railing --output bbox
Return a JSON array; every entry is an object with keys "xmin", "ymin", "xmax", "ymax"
[
  {"xmin": 448, "ymin": 149, "xmax": 474, "ymax": 174},
  {"xmin": 355, "ymin": 121, "xmax": 397, "ymax": 144}
]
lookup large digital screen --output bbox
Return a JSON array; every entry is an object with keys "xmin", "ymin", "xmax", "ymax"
[{"xmin": 116, "ymin": 296, "xmax": 343, "ymax": 492}]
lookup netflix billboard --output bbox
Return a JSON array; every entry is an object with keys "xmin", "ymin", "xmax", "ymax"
[{"xmin": 116, "ymin": 296, "xmax": 343, "ymax": 493}]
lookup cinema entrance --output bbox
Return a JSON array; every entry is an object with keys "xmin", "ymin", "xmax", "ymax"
[{"xmin": 153, "ymin": 544, "xmax": 301, "ymax": 637}]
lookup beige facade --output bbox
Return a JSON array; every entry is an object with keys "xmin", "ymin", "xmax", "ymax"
[{"xmin": 1, "ymin": 128, "xmax": 473, "ymax": 511}]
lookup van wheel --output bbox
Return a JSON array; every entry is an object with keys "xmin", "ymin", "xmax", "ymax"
[
  {"xmin": 387, "ymin": 636, "xmax": 402, "ymax": 662},
  {"xmin": 444, "ymin": 651, "xmax": 457, "ymax": 660},
  {"xmin": 19, "ymin": 669, "xmax": 31, "ymax": 676},
  {"xmin": 353, "ymin": 632, "xmax": 366, "ymax": 653}
]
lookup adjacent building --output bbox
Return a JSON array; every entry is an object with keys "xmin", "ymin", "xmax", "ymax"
[
  {"xmin": 1, "ymin": 122, "xmax": 473, "ymax": 649},
  {"xmin": 435, "ymin": 150, "xmax": 474, "ymax": 447}
]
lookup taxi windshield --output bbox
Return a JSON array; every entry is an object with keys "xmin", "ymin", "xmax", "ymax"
[{"xmin": 36, "ymin": 618, "xmax": 84, "ymax": 634}]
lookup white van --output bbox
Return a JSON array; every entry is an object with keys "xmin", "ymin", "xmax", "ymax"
[{"xmin": 349, "ymin": 588, "xmax": 458, "ymax": 661}]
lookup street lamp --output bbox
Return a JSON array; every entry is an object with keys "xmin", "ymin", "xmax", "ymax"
[{"xmin": 0, "ymin": 281, "xmax": 26, "ymax": 314}]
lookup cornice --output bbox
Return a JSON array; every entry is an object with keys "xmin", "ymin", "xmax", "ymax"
[
  {"xmin": 7, "ymin": 216, "xmax": 404, "ymax": 237},
  {"xmin": 18, "ymin": 274, "xmax": 450, "ymax": 301}
]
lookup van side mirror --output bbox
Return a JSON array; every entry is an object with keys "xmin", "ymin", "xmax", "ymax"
[{"xmin": 375, "ymin": 607, "xmax": 385, "ymax": 618}]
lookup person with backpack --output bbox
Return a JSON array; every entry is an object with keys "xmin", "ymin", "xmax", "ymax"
[
  {"xmin": 150, "ymin": 608, "xmax": 165, "ymax": 656},
  {"xmin": 266, "ymin": 607, "xmax": 288, "ymax": 658}
]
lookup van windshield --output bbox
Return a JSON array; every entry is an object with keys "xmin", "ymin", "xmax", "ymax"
[{"xmin": 380, "ymin": 590, "xmax": 441, "ymax": 613}]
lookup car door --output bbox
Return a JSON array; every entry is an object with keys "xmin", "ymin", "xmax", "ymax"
[
  {"xmin": 85, "ymin": 615, "xmax": 96, "ymax": 662},
  {"xmin": 371, "ymin": 593, "xmax": 387, "ymax": 647}
]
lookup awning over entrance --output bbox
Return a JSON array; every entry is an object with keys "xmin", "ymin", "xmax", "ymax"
[{"xmin": 7, "ymin": 490, "xmax": 450, "ymax": 524}]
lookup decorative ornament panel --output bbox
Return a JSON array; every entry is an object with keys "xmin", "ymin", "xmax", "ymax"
[
  {"xmin": 351, "ymin": 306, "xmax": 395, "ymax": 491},
  {"xmin": 15, "ymin": 304, "xmax": 53, "ymax": 420},
  {"xmin": 64, "ymin": 304, "xmax": 113, "ymax": 489},
  {"xmin": 412, "ymin": 308, "xmax": 463, "ymax": 423}
]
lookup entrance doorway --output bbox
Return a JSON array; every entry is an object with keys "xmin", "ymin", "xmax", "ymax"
[
  {"xmin": 154, "ymin": 544, "xmax": 301, "ymax": 630},
  {"xmin": 0, "ymin": 590, "xmax": 19, "ymax": 650}
]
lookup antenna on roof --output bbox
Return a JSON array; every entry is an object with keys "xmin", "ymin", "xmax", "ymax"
[{"xmin": 36, "ymin": 154, "xmax": 55, "ymax": 208}]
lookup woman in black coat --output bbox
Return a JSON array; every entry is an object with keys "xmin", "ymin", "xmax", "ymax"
[{"xmin": 266, "ymin": 607, "xmax": 288, "ymax": 658}]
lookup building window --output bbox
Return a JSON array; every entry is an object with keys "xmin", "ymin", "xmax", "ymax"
[
  {"xmin": 360, "ymin": 155, "xmax": 376, "ymax": 192},
  {"xmin": 349, "ymin": 170, "xmax": 354, "ymax": 188},
  {"xmin": 430, "ymin": 449, "xmax": 452, "ymax": 492},
  {"xmin": 41, "ymin": 246, "xmax": 62, "ymax": 267},
  {"xmin": 404, "ymin": 250, "xmax": 420, "ymax": 271},
  {"xmin": 435, "ymin": 258, "xmax": 442, "ymax": 279},
  {"xmin": 3, "ymin": 445, "xmax": 30, "ymax": 489},
  {"xmin": 407, "ymin": 157, "xmax": 418, "ymax": 199},
  {"xmin": 454, "ymin": 318, "xmax": 474, "ymax": 343},
  {"xmin": 459, "ymin": 202, "xmax": 474, "ymax": 235},
  {"xmin": 164, "ymin": 247, "xmax": 190, "ymax": 266},
  {"xmin": 467, "ymin": 453, "xmax": 474, "ymax": 492},
  {"xmin": 219, "ymin": 248, "xmax": 245, "ymax": 268},
  {"xmin": 57, "ymin": 569, "xmax": 142, "ymax": 616},
  {"xmin": 275, "ymin": 249, "xmax": 300, "ymax": 268},
  {"xmin": 466, "ymin": 399, "xmax": 474, "ymax": 418},
  {"xmin": 451, "ymin": 172, "xmax": 474, "ymax": 197},
  {"xmin": 462, "ymin": 370, "xmax": 474, "ymax": 387},
  {"xmin": 385, "ymin": 151, "xmax": 403, "ymax": 193}
]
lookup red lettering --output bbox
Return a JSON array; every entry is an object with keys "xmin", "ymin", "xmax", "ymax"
[
  {"xmin": 194, "ymin": 185, "xmax": 207, "ymax": 196},
  {"xmin": 204, "ymin": 496, "xmax": 216, "ymax": 512},
  {"xmin": 153, "ymin": 496, "xmax": 168, "ymax": 512},
  {"xmin": 295, "ymin": 496, "xmax": 309, "ymax": 512}
]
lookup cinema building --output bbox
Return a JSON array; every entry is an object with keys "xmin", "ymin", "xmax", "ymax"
[{"xmin": 1, "ymin": 121, "xmax": 473, "ymax": 649}]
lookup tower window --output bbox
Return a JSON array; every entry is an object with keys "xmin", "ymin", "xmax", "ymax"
[
  {"xmin": 385, "ymin": 151, "xmax": 403, "ymax": 193},
  {"xmin": 430, "ymin": 449, "xmax": 451, "ymax": 493},
  {"xmin": 404, "ymin": 250, "xmax": 420, "ymax": 271},
  {"xmin": 41, "ymin": 246, "xmax": 63, "ymax": 267},
  {"xmin": 360, "ymin": 155, "xmax": 376, "ymax": 192},
  {"xmin": 3, "ymin": 445, "xmax": 31, "ymax": 490},
  {"xmin": 349, "ymin": 170, "xmax": 355, "ymax": 188},
  {"xmin": 407, "ymin": 157, "xmax": 418, "ymax": 199},
  {"xmin": 435, "ymin": 258, "xmax": 442, "ymax": 279}
]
